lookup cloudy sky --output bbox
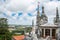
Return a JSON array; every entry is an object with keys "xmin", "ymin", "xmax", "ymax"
[{"xmin": 0, "ymin": 0, "xmax": 60, "ymax": 25}]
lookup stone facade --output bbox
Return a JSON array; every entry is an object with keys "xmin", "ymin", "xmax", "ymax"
[{"xmin": 36, "ymin": 3, "xmax": 60, "ymax": 40}]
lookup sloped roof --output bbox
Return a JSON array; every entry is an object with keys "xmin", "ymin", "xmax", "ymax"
[{"xmin": 13, "ymin": 35, "xmax": 25, "ymax": 40}]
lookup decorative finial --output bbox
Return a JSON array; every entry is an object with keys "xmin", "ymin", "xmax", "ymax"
[
  {"xmin": 38, "ymin": 2, "xmax": 40, "ymax": 5},
  {"xmin": 37, "ymin": 1, "xmax": 40, "ymax": 14},
  {"xmin": 38, "ymin": 2, "xmax": 40, "ymax": 8},
  {"xmin": 32, "ymin": 19, "xmax": 34, "ymax": 27},
  {"xmin": 56, "ymin": 7, "xmax": 59, "ymax": 19},
  {"xmin": 42, "ymin": 6, "xmax": 44, "ymax": 13}
]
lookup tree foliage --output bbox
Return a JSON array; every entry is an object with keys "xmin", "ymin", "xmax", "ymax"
[{"xmin": 0, "ymin": 18, "xmax": 12, "ymax": 40}]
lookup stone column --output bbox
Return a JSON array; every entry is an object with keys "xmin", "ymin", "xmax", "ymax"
[
  {"xmin": 44, "ymin": 28, "xmax": 45, "ymax": 37},
  {"xmin": 50, "ymin": 28, "xmax": 52, "ymax": 40}
]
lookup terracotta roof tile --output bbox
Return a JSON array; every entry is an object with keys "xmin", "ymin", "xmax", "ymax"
[{"xmin": 13, "ymin": 35, "xmax": 25, "ymax": 40}]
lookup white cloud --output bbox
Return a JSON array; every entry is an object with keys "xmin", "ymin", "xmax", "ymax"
[
  {"xmin": 44, "ymin": 1, "xmax": 60, "ymax": 24},
  {"xmin": 0, "ymin": 0, "xmax": 60, "ymax": 25},
  {"xmin": 6, "ymin": 0, "xmax": 35, "ymax": 12}
]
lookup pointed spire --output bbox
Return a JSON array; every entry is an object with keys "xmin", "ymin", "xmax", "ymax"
[
  {"xmin": 42, "ymin": 6, "xmax": 44, "ymax": 13},
  {"xmin": 32, "ymin": 20, "xmax": 34, "ymax": 27},
  {"xmin": 55, "ymin": 7, "xmax": 59, "ymax": 23},
  {"xmin": 36, "ymin": 2, "xmax": 40, "ymax": 26},
  {"xmin": 37, "ymin": 2, "xmax": 40, "ymax": 16},
  {"xmin": 56, "ymin": 7, "xmax": 59, "ymax": 18}
]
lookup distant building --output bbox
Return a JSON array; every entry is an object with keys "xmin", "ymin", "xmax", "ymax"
[{"xmin": 8, "ymin": 25, "xmax": 16, "ymax": 32}]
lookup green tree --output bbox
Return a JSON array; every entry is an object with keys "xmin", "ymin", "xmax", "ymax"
[{"xmin": 0, "ymin": 18, "xmax": 12, "ymax": 40}]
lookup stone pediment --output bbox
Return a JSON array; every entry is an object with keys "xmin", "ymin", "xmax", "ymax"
[{"xmin": 40, "ymin": 23, "xmax": 58, "ymax": 27}]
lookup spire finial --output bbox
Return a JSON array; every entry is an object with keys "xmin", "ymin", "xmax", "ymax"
[
  {"xmin": 32, "ymin": 19, "xmax": 34, "ymax": 27},
  {"xmin": 37, "ymin": 2, "xmax": 40, "ymax": 16},
  {"xmin": 42, "ymin": 6, "xmax": 44, "ymax": 13},
  {"xmin": 38, "ymin": 2, "xmax": 40, "ymax": 11},
  {"xmin": 56, "ymin": 7, "xmax": 59, "ymax": 19},
  {"xmin": 56, "ymin": 7, "xmax": 58, "ymax": 15},
  {"xmin": 38, "ymin": 2, "xmax": 40, "ymax": 5}
]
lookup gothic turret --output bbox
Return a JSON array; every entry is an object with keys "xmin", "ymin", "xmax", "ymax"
[
  {"xmin": 56, "ymin": 7, "xmax": 59, "ymax": 22},
  {"xmin": 41, "ymin": 6, "xmax": 47, "ymax": 18},
  {"xmin": 40, "ymin": 6, "xmax": 48, "ymax": 25},
  {"xmin": 54, "ymin": 7, "xmax": 59, "ymax": 25}
]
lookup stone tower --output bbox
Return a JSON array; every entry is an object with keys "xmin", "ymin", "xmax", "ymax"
[
  {"xmin": 36, "ymin": 2, "xmax": 42, "ymax": 38},
  {"xmin": 36, "ymin": 2, "xmax": 41, "ymax": 27},
  {"xmin": 40, "ymin": 6, "xmax": 48, "ymax": 25},
  {"xmin": 36, "ymin": 3, "xmax": 48, "ymax": 26}
]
